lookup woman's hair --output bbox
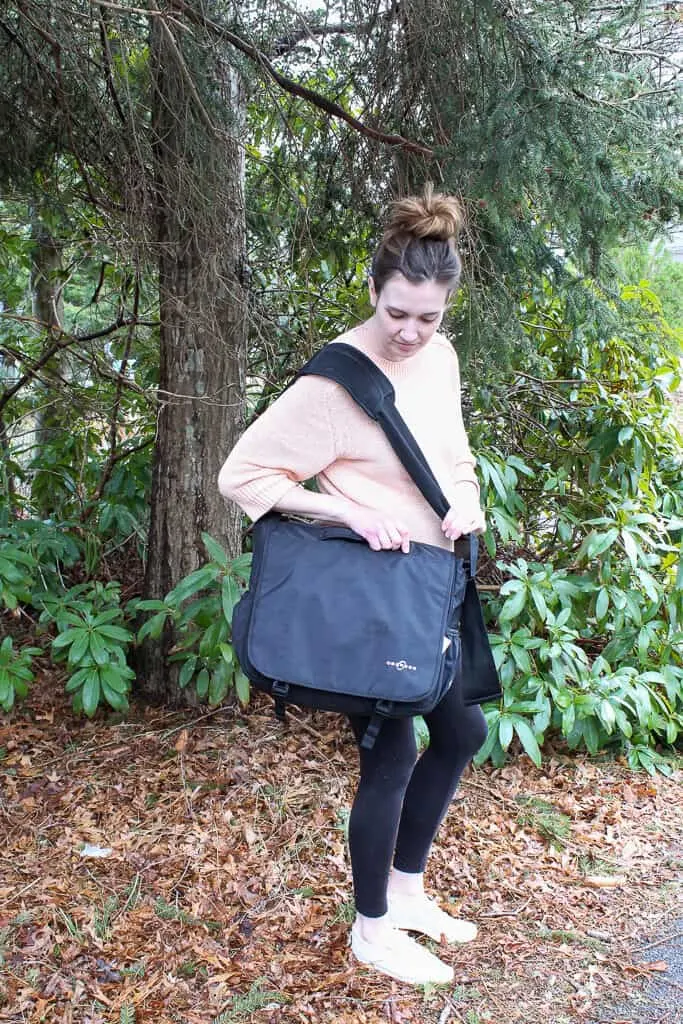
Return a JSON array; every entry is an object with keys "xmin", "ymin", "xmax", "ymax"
[{"xmin": 371, "ymin": 185, "xmax": 464, "ymax": 295}]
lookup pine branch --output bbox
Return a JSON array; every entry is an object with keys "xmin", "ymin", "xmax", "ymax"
[
  {"xmin": 167, "ymin": 0, "xmax": 433, "ymax": 158},
  {"xmin": 271, "ymin": 22, "xmax": 370, "ymax": 57}
]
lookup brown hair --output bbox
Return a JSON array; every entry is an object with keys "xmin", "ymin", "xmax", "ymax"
[{"xmin": 371, "ymin": 185, "xmax": 464, "ymax": 295}]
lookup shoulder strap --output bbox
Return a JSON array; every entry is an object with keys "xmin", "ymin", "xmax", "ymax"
[
  {"xmin": 298, "ymin": 342, "xmax": 479, "ymax": 572},
  {"xmin": 298, "ymin": 343, "xmax": 450, "ymax": 519}
]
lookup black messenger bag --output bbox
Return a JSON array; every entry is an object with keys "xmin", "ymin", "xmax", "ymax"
[{"xmin": 231, "ymin": 343, "xmax": 501, "ymax": 749}]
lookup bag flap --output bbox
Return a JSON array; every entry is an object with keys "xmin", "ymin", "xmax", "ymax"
[{"xmin": 246, "ymin": 517, "xmax": 463, "ymax": 703}]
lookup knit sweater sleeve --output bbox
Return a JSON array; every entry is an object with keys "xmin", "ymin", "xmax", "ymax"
[
  {"xmin": 217, "ymin": 376, "xmax": 341, "ymax": 522},
  {"xmin": 447, "ymin": 346, "xmax": 480, "ymax": 497}
]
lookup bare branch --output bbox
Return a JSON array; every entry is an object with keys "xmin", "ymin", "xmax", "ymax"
[
  {"xmin": 0, "ymin": 313, "xmax": 157, "ymax": 415},
  {"xmin": 595, "ymin": 43, "xmax": 683, "ymax": 71},
  {"xmin": 89, "ymin": 278, "xmax": 140, "ymax": 505},
  {"xmin": 271, "ymin": 22, "xmax": 370, "ymax": 57}
]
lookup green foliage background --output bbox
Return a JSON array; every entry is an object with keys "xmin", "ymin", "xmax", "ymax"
[{"xmin": 0, "ymin": 0, "xmax": 681, "ymax": 772}]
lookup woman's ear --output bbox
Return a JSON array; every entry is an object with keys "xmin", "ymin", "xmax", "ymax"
[{"xmin": 368, "ymin": 275, "xmax": 378, "ymax": 308}]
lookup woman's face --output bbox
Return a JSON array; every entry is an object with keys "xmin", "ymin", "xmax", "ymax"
[{"xmin": 368, "ymin": 273, "xmax": 450, "ymax": 362}]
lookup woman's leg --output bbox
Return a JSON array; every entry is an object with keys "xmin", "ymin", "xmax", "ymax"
[
  {"xmin": 383, "ymin": 682, "xmax": 487, "ymax": 943},
  {"xmin": 346, "ymin": 714, "xmax": 454, "ymax": 984},
  {"xmin": 393, "ymin": 682, "xmax": 488, "ymax": 874},
  {"xmin": 346, "ymin": 714, "xmax": 416, "ymax": 920}
]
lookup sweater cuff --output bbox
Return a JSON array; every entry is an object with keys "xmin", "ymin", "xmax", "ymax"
[
  {"xmin": 227, "ymin": 477, "xmax": 301, "ymax": 523},
  {"xmin": 451, "ymin": 473, "xmax": 480, "ymax": 499}
]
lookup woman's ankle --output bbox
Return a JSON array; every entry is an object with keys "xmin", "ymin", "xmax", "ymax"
[
  {"xmin": 354, "ymin": 911, "xmax": 394, "ymax": 944},
  {"xmin": 387, "ymin": 867, "xmax": 425, "ymax": 898}
]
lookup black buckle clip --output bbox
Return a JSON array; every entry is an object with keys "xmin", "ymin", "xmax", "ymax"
[{"xmin": 271, "ymin": 681, "xmax": 290, "ymax": 723}]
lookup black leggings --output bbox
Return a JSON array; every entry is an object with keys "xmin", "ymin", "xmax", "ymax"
[{"xmin": 348, "ymin": 682, "xmax": 488, "ymax": 917}]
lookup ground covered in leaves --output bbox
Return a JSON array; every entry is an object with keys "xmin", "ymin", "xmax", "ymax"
[{"xmin": 1, "ymin": 678, "xmax": 681, "ymax": 1024}]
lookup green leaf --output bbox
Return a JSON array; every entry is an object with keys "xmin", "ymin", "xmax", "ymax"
[
  {"xmin": 230, "ymin": 553, "xmax": 253, "ymax": 582},
  {"xmin": 498, "ymin": 587, "xmax": 527, "ymax": 622},
  {"xmin": 89, "ymin": 631, "xmax": 109, "ymax": 666},
  {"xmin": 82, "ymin": 673, "xmax": 101, "ymax": 717},
  {"xmin": 234, "ymin": 670, "xmax": 250, "ymax": 705},
  {"xmin": 101, "ymin": 681, "xmax": 129, "ymax": 712},
  {"xmin": 96, "ymin": 624, "xmax": 133, "ymax": 642},
  {"xmin": 138, "ymin": 612, "xmax": 168, "ymax": 643},
  {"xmin": 598, "ymin": 699, "xmax": 616, "ymax": 734},
  {"xmin": 621, "ymin": 529, "xmax": 640, "ymax": 568},
  {"xmin": 166, "ymin": 564, "xmax": 220, "ymax": 606},
  {"xmin": 52, "ymin": 629, "xmax": 77, "ymax": 650},
  {"xmin": 92, "ymin": 609, "xmax": 123, "ymax": 626},
  {"xmin": 562, "ymin": 703, "xmax": 576, "ymax": 735},
  {"xmin": 506, "ymin": 455, "xmax": 534, "ymax": 477},
  {"xmin": 196, "ymin": 668, "xmax": 210, "ymax": 699},
  {"xmin": 208, "ymin": 663, "xmax": 229, "ymax": 707},
  {"xmin": 221, "ymin": 576, "xmax": 241, "ymax": 625},
  {"xmin": 201, "ymin": 532, "xmax": 229, "ymax": 568},
  {"xmin": 498, "ymin": 716, "xmax": 513, "ymax": 751},
  {"xmin": 69, "ymin": 630, "xmax": 91, "ymax": 665},
  {"xmin": 587, "ymin": 528, "xmax": 619, "ymax": 558},
  {"xmin": 530, "ymin": 585, "xmax": 548, "ymax": 621},
  {"xmin": 132, "ymin": 599, "xmax": 169, "ymax": 612},
  {"xmin": 178, "ymin": 656, "xmax": 197, "ymax": 689},
  {"xmin": 199, "ymin": 620, "xmax": 226, "ymax": 658},
  {"xmin": 473, "ymin": 716, "xmax": 502, "ymax": 766},
  {"xmin": 596, "ymin": 587, "xmax": 609, "ymax": 620},
  {"xmin": 100, "ymin": 665, "xmax": 130, "ymax": 693},
  {"xmin": 512, "ymin": 718, "xmax": 542, "ymax": 767},
  {"xmin": 638, "ymin": 571, "xmax": 660, "ymax": 604},
  {"xmin": 499, "ymin": 579, "xmax": 524, "ymax": 597},
  {"xmin": 582, "ymin": 717, "xmax": 600, "ymax": 755}
]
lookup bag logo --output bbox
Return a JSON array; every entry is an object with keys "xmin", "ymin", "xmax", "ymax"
[{"xmin": 385, "ymin": 659, "xmax": 416, "ymax": 672}]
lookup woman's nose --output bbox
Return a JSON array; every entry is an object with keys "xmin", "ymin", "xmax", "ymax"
[{"xmin": 399, "ymin": 323, "xmax": 418, "ymax": 341}]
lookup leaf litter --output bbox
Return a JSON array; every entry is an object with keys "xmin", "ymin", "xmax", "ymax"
[{"xmin": 0, "ymin": 676, "xmax": 681, "ymax": 1024}]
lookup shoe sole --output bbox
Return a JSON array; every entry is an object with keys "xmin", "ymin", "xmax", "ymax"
[{"xmin": 351, "ymin": 938, "xmax": 454, "ymax": 985}]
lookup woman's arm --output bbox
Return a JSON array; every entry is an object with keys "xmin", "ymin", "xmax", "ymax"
[
  {"xmin": 274, "ymin": 487, "xmax": 410, "ymax": 553},
  {"xmin": 218, "ymin": 376, "xmax": 410, "ymax": 552},
  {"xmin": 441, "ymin": 345, "xmax": 486, "ymax": 539}
]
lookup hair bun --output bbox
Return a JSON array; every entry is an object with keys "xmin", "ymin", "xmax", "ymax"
[{"xmin": 384, "ymin": 184, "xmax": 464, "ymax": 246}]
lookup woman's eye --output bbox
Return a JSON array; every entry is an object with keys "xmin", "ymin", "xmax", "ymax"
[{"xmin": 388, "ymin": 311, "xmax": 404, "ymax": 319}]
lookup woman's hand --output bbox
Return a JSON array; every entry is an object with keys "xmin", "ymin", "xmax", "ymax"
[
  {"xmin": 342, "ymin": 504, "xmax": 411, "ymax": 553},
  {"xmin": 441, "ymin": 499, "xmax": 486, "ymax": 541}
]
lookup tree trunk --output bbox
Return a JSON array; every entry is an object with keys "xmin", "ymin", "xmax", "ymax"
[
  {"xmin": 29, "ymin": 214, "xmax": 71, "ymax": 516},
  {"xmin": 138, "ymin": 7, "xmax": 247, "ymax": 703}
]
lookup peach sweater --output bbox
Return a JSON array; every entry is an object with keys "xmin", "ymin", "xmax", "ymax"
[{"xmin": 218, "ymin": 329, "xmax": 479, "ymax": 551}]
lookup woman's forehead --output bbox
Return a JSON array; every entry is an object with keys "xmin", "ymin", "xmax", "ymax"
[{"xmin": 380, "ymin": 274, "xmax": 449, "ymax": 312}]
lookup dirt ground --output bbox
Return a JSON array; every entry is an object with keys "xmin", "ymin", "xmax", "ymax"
[{"xmin": 1, "ymin": 677, "xmax": 681, "ymax": 1024}]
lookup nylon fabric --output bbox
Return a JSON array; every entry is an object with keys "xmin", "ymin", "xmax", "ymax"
[{"xmin": 245, "ymin": 515, "xmax": 463, "ymax": 702}]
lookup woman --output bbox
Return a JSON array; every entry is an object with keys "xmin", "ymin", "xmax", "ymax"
[{"xmin": 218, "ymin": 187, "xmax": 488, "ymax": 985}]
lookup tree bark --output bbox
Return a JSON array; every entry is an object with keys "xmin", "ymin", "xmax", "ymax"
[{"xmin": 138, "ymin": 6, "xmax": 247, "ymax": 703}]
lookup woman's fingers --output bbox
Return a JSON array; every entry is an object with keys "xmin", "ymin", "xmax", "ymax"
[
  {"xmin": 442, "ymin": 506, "xmax": 486, "ymax": 539},
  {"xmin": 344, "ymin": 504, "xmax": 411, "ymax": 552}
]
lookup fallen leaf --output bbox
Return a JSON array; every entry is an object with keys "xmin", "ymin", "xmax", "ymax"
[
  {"xmin": 584, "ymin": 875, "xmax": 626, "ymax": 888},
  {"xmin": 638, "ymin": 960, "xmax": 668, "ymax": 972},
  {"xmin": 174, "ymin": 728, "xmax": 189, "ymax": 753}
]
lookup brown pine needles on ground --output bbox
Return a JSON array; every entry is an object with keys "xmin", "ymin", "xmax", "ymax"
[{"xmin": 0, "ymin": 676, "xmax": 681, "ymax": 1024}]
